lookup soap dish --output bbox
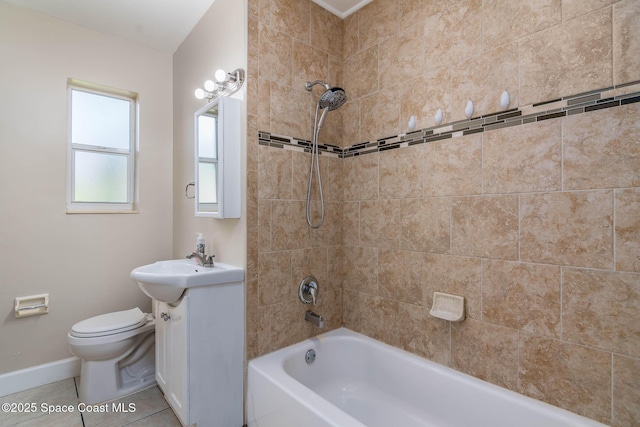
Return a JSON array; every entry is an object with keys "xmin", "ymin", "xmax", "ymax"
[{"xmin": 429, "ymin": 292, "xmax": 465, "ymax": 322}]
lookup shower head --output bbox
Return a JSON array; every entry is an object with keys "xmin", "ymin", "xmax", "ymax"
[
  {"xmin": 305, "ymin": 80, "xmax": 347, "ymax": 111},
  {"xmin": 318, "ymin": 87, "xmax": 347, "ymax": 111}
]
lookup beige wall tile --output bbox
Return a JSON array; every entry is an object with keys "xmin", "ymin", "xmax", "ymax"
[
  {"xmin": 342, "ymin": 245, "xmax": 378, "ymax": 295},
  {"xmin": 344, "ymin": 45, "xmax": 378, "ymax": 100},
  {"xmin": 292, "ymin": 151, "xmax": 313, "ymax": 201},
  {"xmin": 397, "ymin": 301, "xmax": 451, "ymax": 365},
  {"xmin": 519, "ymin": 8, "xmax": 612, "ymax": 105},
  {"xmin": 310, "ymin": 2, "xmax": 343, "ymax": 58},
  {"xmin": 343, "ymin": 153, "xmax": 379, "ymax": 201},
  {"xmin": 564, "ymin": 103, "xmax": 640, "ymax": 190},
  {"xmin": 613, "ymin": 355, "xmax": 640, "ymax": 427},
  {"xmin": 291, "ymin": 247, "xmax": 328, "ymax": 296},
  {"xmin": 400, "ymin": 197, "xmax": 450, "ymax": 253},
  {"xmin": 271, "ymin": 200, "xmax": 309, "ymax": 250},
  {"xmin": 379, "ymin": 145, "xmax": 423, "ymax": 199},
  {"xmin": 270, "ymin": 300, "xmax": 316, "ymax": 350},
  {"xmin": 379, "ymin": 24, "xmax": 424, "ymax": 90},
  {"xmin": 271, "ymin": 0, "xmax": 310, "ymax": 43},
  {"xmin": 400, "ymin": 68, "xmax": 452, "ymax": 132},
  {"xmin": 257, "ymin": 78, "xmax": 271, "ymax": 131},
  {"xmin": 563, "ymin": 0, "xmax": 618, "ymax": 21},
  {"xmin": 483, "ymin": 0, "xmax": 561, "ymax": 49},
  {"xmin": 616, "ymin": 188, "xmax": 640, "ymax": 273},
  {"xmin": 451, "ymin": 319, "xmax": 519, "ymax": 391},
  {"xmin": 360, "ymin": 199, "xmax": 400, "ymax": 249},
  {"xmin": 341, "ymin": 100, "xmax": 360, "ymax": 147},
  {"xmin": 451, "ymin": 195, "xmax": 519, "ymax": 260},
  {"xmin": 399, "ymin": 0, "xmax": 445, "ymax": 28},
  {"xmin": 483, "ymin": 118, "xmax": 562, "ymax": 194},
  {"xmin": 378, "ymin": 249, "xmax": 426, "ymax": 304},
  {"xmin": 358, "ymin": 0, "xmax": 398, "ymax": 51},
  {"xmin": 342, "ymin": 201, "xmax": 360, "ymax": 246},
  {"xmin": 613, "ymin": 0, "xmax": 640, "ymax": 85},
  {"xmin": 309, "ymin": 201, "xmax": 343, "ymax": 247},
  {"xmin": 342, "ymin": 12, "xmax": 358, "ymax": 58},
  {"xmin": 270, "ymin": 83, "xmax": 310, "ymax": 140},
  {"xmin": 520, "ymin": 191, "xmax": 614, "ymax": 269},
  {"xmin": 258, "ymin": 23, "xmax": 292, "ymax": 85},
  {"xmin": 360, "ymin": 89, "xmax": 401, "ymax": 141},
  {"xmin": 321, "ymin": 155, "xmax": 344, "ymax": 202},
  {"xmin": 423, "ymin": 133, "xmax": 482, "ymax": 197},
  {"xmin": 424, "ymin": 254, "xmax": 482, "ymax": 319},
  {"xmin": 423, "ymin": 0, "xmax": 483, "ymax": 71},
  {"xmin": 258, "ymin": 200, "xmax": 271, "ymax": 253},
  {"xmin": 342, "ymin": 288, "xmax": 360, "ymax": 329},
  {"xmin": 258, "ymin": 145, "xmax": 292, "ymax": 199},
  {"xmin": 358, "ymin": 293, "xmax": 399, "ymax": 346},
  {"xmin": 518, "ymin": 333, "xmax": 611, "ymax": 423},
  {"xmin": 563, "ymin": 268, "xmax": 640, "ymax": 357},
  {"xmin": 451, "ymin": 44, "xmax": 519, "ymax": 121},
  {"xmin": 258, "ymin": 251, "xmax": 291, "ymax": 306},
  {"xmin": 482, "ymin": 260, "xmax": 561, "ymax": 338},
  {"xmin": 292, "ymin": 40, "xmax": 329, "ymax": 93}
]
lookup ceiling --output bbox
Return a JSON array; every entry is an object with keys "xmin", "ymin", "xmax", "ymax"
[
  {"xmin": 313, "ymin": 0, "xmax": 372, "ymax": 18},
  {"xmin": 4, "ymin": 0, "xmax": 372, "ymax": 53}
]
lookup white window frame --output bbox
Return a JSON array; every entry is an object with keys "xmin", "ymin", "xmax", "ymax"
[{"xmin": 66, "ymin": 79, "xmax": 138, "ymax": 213}]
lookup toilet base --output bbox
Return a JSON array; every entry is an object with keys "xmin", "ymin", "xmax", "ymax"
[{"xmin": 78, "ymin": 332, "xmax": 156, "ymax": 404}]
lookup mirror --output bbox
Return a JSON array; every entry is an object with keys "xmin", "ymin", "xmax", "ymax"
[{"xmin": 194, "ymin": 96, "xmax": 241, "ymax": 218}]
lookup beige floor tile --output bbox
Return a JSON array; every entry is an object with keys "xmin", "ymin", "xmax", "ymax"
[
  {"xmin": 126, "ymin": 408, "xmax": 181, "ymax": 427},
  {"xmin": 82, "ymin": 386, "xmax": 168, "ymax": 427},
  {"xmin": 0, "ymin": 379, "xmax": 78, "ymax": 427}
]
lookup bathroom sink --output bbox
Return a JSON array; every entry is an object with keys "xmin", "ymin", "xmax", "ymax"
[{"xmin": 130, "ymin": 259, "xmax": 244, "ymax": 303}]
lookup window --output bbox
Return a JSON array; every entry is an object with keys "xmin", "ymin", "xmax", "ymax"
[{"xmin": 67, "ymin": 79, "xmax": 137, "ymax": 212}]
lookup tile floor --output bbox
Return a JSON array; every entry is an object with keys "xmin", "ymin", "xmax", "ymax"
[{"xmin": 0, "ymin": 378, "xmax": 181, "ymax": 427}]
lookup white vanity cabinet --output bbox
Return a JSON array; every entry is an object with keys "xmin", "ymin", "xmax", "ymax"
[{"xmin": 153, "ymin": 278, "xmax": 244, "ymax": 427}]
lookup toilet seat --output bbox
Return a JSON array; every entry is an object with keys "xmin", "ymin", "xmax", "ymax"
[{"xmin": 70, "ymin": 307, "xmax": 148, "ymax": 338}]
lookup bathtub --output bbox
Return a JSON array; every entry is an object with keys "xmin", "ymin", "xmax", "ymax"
[{"xmin": 247, "ymin": 328, "xmax": 606, "ymax": 427}]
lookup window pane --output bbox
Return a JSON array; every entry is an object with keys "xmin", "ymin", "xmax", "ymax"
[
  {"xmin": 74, "ymin": 151, "xmax": 128, "ymax": 203},
  {"xmin": 198, "ymin": 162, "xmax": 217, "ymax": 204},
  {"xmin": 71, "ymin": 90, "xmax": 130, "ymax": 150},
  {"xmin": 198, "ymin": 115, "xmax": 217, "ymax": 159}
]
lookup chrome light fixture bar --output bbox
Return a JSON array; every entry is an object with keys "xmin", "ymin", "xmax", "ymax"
[{"xmin": 194, "ymin": 68, "xmax": 245, "ymax": 101}]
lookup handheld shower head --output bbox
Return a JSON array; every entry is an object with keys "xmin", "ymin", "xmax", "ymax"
[
  {"xmin": 305, "ymin": 80, "xmax": 348, "ymax": 111},
  {"xmin": 318, "ymin": 87, "xmax": 347, "ymax": 111}
]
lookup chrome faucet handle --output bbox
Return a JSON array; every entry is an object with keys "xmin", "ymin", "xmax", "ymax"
[{"xmin": 298, "ymin": 276, "xmax": 319, "ymax": 305}]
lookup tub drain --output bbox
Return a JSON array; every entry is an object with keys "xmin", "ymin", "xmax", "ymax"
[{"xmin": 305, "ymin": 349, "xmax": 316, "ymax": 364}]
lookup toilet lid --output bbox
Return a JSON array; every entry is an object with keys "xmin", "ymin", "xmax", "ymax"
[{"xmin": 70, "ymin": 308, "xmax": 147, "ymax": 337}]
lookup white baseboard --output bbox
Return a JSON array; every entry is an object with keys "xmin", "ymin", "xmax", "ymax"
[{"xmin": 0, "ymin": 357, "xmax": 81, "ymax": 397}]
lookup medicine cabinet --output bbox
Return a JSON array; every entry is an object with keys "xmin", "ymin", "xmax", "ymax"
[{"xmin": 194, "ymin": 96, "xmax": 241, "ymax": 218}]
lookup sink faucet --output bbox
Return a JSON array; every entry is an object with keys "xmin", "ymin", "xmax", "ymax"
[{"xmin": 186, "ymin": 252, "xmax": 215, "ymax": 268}]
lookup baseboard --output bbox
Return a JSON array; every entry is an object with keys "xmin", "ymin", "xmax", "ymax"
[{"xmin": 0, "ymin": 357, "xmax": 81, "ymax": 397}]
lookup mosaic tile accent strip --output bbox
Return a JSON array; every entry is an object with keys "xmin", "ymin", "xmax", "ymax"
[{"xmin": 258, "ymin": 81, "xmax": 640, "ymax": 158}]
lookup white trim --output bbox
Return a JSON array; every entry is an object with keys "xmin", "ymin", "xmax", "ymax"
[{"xmin": 0, "ymin": 357, "xmax": 81, "ymax": 397}]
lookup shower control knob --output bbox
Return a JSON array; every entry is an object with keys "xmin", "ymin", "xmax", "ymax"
[{"xmin": 298, "ymin": 276, "xmax": 320, "ymax": 305}]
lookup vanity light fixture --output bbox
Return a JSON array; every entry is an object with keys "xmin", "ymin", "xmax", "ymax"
[{"xmin": 194, "ymin": 68, "xmax": 245, "ymax": 101}]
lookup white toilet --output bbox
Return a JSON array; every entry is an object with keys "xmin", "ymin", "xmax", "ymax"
[{"xmin": 67, "ymin": 307, "xmax": 156, "ymax": 404}]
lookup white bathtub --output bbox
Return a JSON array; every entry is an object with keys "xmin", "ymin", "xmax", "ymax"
[{"xmin": 247, "ymin": 328, "xmax": 606, "ymax": 427}]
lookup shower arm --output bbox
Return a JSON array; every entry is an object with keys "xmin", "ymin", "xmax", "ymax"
[{"xmin": 305, "ymin": 80, "xmax": 331, "ymax": 91}]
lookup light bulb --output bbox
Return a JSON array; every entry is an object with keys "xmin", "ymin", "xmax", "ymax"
[
  {"xmin": 194, "ymin": 88, "xmax": 205, "ymax": 100},
  {"xmin": 204, "ymin": 80, "xmax": 216, "ymax": 92},
  {"xmin": 215, "ymin": 69, "xmax": 227, "ymax": 83}
]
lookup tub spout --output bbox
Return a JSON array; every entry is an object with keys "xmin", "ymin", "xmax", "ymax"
[{"xmin": 305, "ymin": 310, "xmax": 324, "ymax": 328}]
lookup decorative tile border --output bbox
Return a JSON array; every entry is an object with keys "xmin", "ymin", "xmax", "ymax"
[{"xmin": 258, "ymin": 81, "xmax": 640, "ymax": 158}]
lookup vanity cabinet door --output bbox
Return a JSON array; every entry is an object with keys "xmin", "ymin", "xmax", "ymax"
[
  {"xmin": 167, "ymin": 295, "xmax": 189, "ymax": 425},
  {"xmin": 155, "ymin": 297, "xmax": 190, "ymax": 426}
]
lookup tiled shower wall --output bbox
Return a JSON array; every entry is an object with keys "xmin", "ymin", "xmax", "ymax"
[{"xmin": 246, "ymin": 0, "xmax": 640, "ymax": 425}]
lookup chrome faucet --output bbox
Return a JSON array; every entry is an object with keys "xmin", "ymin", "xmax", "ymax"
[
  {"xmin": 305, "ymin": 310, "xmax": 324, "ymax": 328},
  {"xmin": 186, "ymin": 251, "xmax": 215, "ymax": 268}
]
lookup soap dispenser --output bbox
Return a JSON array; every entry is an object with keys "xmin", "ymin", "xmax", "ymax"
[{"xmin": 196, "ymin": 233, "xmax": 205, "ymax": 255}]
